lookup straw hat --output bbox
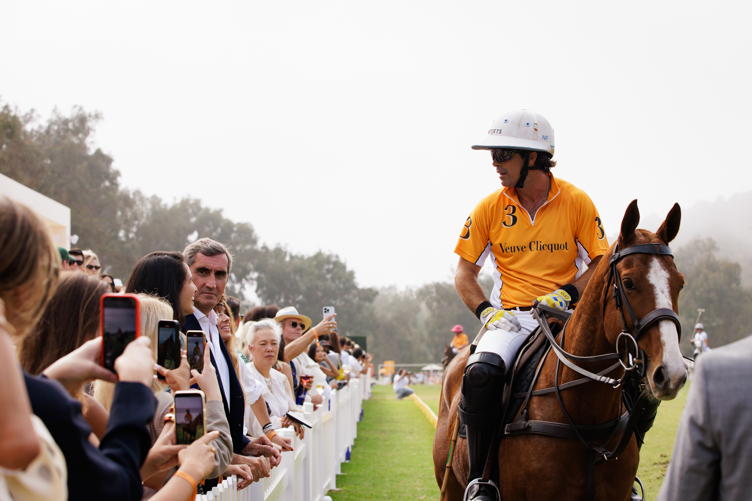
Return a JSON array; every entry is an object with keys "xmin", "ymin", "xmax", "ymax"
[{"xmin": 274, "ymin": 306, "xmax": 312, "ymax": 331}]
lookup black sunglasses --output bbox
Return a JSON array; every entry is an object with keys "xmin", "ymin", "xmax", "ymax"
[
  {"xmin": 86, "ymin": 264, "xmax": 101, "ymax": 271},
  {"xmin": 69, "ymin": 259, "xmax": 83, "ymax": 266},
  {"xmin": 290, "ymin": 320, "xmax": 305, "ymax": 329},
  {"xmin": 491, "ymin": 149, "xmax": 520, "ymax": 163}
]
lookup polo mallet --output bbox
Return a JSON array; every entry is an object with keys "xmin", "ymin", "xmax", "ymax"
[
  {"xmin": 695, "ymin": 308, "xmax": 705, "ymax": 325},
  {"xmin": 440, "ymin": 326, "xmax": 487, "ymax": 500}
]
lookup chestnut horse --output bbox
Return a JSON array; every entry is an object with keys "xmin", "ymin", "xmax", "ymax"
[{"xmin": 433, "ymin": 201, "xmax": 687, "ymax": 501}]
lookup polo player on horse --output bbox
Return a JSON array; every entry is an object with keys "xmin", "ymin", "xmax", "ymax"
[{"xmin": 453, "ymin": 110, "xmax": 660, "ymax": 501}]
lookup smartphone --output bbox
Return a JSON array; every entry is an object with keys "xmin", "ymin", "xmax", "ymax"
[
  {"xmin": 174, "ymin": 390, "xmax": 206, "ymax": 445},
  {"xmin": 100, "ymin": 294, "xmax": 141, "ymax": 372},
  {"xmin": 185, "ymin": 330, "xmax": 206, "ymax": 372},
  {"xmin": 157, "ymin": 320, "xmax": 181, "ymax": 375},
  {"xmin": 322, "ymin": 306, "xmax": 336, "ymax": 318}
]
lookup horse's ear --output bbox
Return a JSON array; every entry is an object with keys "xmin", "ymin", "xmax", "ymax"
[
  {"xmin": 657, "ymin": 203, "xmax": 681, "ymax": 244},
  {"xmin": 619, "ymin": 199, "xmax": 640, "ymax": 245}
]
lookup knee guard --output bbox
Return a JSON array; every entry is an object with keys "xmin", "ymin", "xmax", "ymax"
[
  {"xmin": 460, "ymin": 352, "xmax": 506, "ymax": 483},
  {"xmin": 460, "ymin": 352, "xmax": 506, "ymax": 428}
]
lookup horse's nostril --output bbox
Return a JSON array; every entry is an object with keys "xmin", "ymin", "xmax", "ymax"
[{"xmin": 653, "ymin": 365, "xmax": 667, "ymax": 387}]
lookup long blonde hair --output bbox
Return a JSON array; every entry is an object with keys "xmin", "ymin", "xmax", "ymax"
[
  {"xmin": 93, "ymin": 293, "xmax": 172, "ymax": 410},
  {"xmin": 0, "ymin": 196, "xmax": 60, "ymax": 338}
]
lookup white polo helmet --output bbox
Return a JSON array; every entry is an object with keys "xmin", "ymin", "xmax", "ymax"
[
  {"xmin": 695, "ymin": 323, "xmax": 704, "ymax": 330},
  {"xmin": 472, "ymin": 109, "xmax": 555, "ymax": 155}
]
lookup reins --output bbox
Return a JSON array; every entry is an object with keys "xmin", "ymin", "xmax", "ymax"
[
  {"xmin": 506, "ymin": 242, "xmax": 683, "ymax": 481},
  {"xmin": 501, "ymin": 243, "xmax": 683, "ymax": 500}
]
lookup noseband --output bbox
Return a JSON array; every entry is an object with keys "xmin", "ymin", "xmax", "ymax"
[{"xmin": 607, "ymin": 243, "xmax": 682, "ymax": 362}]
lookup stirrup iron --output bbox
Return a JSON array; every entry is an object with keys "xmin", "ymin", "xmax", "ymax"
[{"xmin": 463, "ymin": 478, "xmax": 500, "ymax": 501}]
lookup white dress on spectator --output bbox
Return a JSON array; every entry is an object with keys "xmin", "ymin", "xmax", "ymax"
[
  {"xmin": 238, "ymin": 359, "xmax": 265, "ymax": 436},
  {"xmin": 348, "ymin": 357, "xmax": 363, "ymax": 376},
  {"xmin": 340, "ymin": 350, "xmax": 352, "ymax": 369},
  {"xmin": 244, "ymin": 361, "xmax": 295, "ymax": 436},
  {"xmin": 0, "ymin": 416, "xmax": 66, "ymax": 501}
]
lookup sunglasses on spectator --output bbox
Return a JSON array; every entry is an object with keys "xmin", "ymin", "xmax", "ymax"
[
  {"xmin": 69, "ymin": 259, "xmax": 83, "ymax": 266},
  {"xmin": 491, "ymin": 149, "xmax": 521, "ymax": 163},
  {"xmin": 290, "ymin": 321, "xmax": 305, "ymax": 329},
  {"xmin": 86, "ymin": 264, "xmax": 101, "ymax": 271}
]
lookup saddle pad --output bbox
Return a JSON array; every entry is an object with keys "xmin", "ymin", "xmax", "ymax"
[{"xmin": 458, "ymin": 326, "xmax": 551, "ymax": 439}]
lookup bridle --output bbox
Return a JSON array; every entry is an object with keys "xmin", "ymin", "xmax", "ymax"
[
  {"xmin": 535, "ymin": 242, "xmax": 683, "ymax": 388},
  {"xmin": 608, "ymin": 242, "xmax": 682, "ymax": 351}
]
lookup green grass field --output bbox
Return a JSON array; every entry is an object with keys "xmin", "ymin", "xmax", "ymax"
[
  {"xmin": 330, "ymin": 384, "xmax": 440, "ymax": 501},
  {"xmin": 340, "ymin": 385, "xmax": 688, "ymax": 501}
]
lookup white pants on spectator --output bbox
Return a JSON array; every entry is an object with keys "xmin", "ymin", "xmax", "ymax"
[
  {"xmin": 474, "ymin": 311, "xmax": 539, "ymax": 368},
  {"xmin": 395, "ymin": 387, "xmax": 414, "ymax": 399}
]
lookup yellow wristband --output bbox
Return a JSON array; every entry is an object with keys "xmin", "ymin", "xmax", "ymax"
[
  {"xmin": 265, "ymin": 429, "xmax": 278, "ymax": 439},
  {"xmin": 175, "ymin": 469, "xmax": 198, "ymax": 491}
]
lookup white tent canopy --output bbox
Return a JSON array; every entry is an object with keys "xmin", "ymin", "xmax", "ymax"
[{"xmin": 421, "ymin": 363, "xmax": 443, "ymax": 372}]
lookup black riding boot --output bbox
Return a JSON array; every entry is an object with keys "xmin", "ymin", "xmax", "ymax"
[{"xmin": 459, "ymin": 352, "xmax": 506, "ymax": 501}]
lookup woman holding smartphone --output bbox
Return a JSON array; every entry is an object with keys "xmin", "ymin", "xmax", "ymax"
[{"xmin": 0, "ymin": 196, "xmax": 157, "ymax": 500}]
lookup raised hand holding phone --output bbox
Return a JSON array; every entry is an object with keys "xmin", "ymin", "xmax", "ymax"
[
  {"xmin": 114, "ymin": 337, "xmax": 154, "ymax": 387},
  {"xmin": 189, "ymin": 342, "xmax": 222, "ymax": 402},
  {"xmin": 174, "ymin": 390, "xmax": 207, "ymax": 445},
  {"xmin": 43, "ymin": 337, "xmax": 117, "ymax": 393},
  {"xmin": 101, "ymin": 294, "xmax": 141, "ymax": 372},
  {"xmin": 185, "ymin": 330, "xmax": 206, "ymax": 372},
  {"xmin": 156, "ymin": 319, "xmax": 181, "ymax": 373}
]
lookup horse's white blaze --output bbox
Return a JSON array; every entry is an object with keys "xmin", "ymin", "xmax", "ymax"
[{"xmin": 647, "ymin": 259, "xmax": 685, "ymax": 384}]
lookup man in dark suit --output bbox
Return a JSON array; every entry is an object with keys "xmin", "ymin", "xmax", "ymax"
[{"xmin": 183, "ymin": 238, "xmax": 278, "ymax": 466}]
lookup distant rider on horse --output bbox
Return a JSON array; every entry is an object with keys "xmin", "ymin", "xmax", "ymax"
[
  {"xmin": 451, "ymin": 325, "xmax": 470, "ymax": 354},
  {"xmin": 691, "ymin": 322, "xmax": 711, "ymax": 358},
  {"xmin": 453, "ymin": 109, "xmax": 610, "ymax": 501}
]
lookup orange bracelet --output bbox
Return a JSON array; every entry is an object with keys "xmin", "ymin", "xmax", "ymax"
[
  {"xmin": 175, "ymin": 469, "xmax": 198, "ymax": 493},
  {"xmin": 265, "ymin": 429, "xmax": 278, "ymax": 440}
]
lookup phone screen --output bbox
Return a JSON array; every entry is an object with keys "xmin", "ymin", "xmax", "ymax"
[
  {"xmin": 174, "ymin": 392, "xmax": 205, "ymax": 444},
  {"xmin": 102, "ymin": 295, "xmax": 138, "ymax": 371},
  {"xmin": 186, "ymin": 331, "xmax": 205, "ymax": 372},
  {"xmin": 157, "ymin": 320, "xmax": 181, "ymax": 371}
]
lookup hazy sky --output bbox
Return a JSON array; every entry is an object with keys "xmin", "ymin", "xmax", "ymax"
[{"xmin": 4, "ymin": 0, "xmax": 751, "ymax": 288}]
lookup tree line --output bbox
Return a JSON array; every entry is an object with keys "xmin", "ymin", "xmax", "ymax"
[{"xmin": 2, "ymin": 102, "xmax": 750, "ymax": 364}]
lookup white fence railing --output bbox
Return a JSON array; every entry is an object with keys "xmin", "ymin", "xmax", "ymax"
[{"xmin": 198, "ymin": 375, "xmax": 371, "ymax": 501}]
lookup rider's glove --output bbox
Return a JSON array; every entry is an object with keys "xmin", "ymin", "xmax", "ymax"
[
  {"xmin": 535, "ymin": 288, "xmax": 573, "ymax": 312},
  {"xmin": 479, "ymin": 306, "xmax": 521, "ymax": 332}
]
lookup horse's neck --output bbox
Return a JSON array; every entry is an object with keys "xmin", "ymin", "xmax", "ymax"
[
  {"xmin": 566, "ymin": 265, "xmax": 612, "ymax": 359},
  {"xmin": 543, "ymin": 264, "xmax": 624, "ymax": 416}
]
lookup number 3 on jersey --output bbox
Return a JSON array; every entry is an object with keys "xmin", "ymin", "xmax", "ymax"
[
  {"xmin": 460, "ymin": 216, "xmax": 472, "ymax": 240},
  {"xmin": 502, "ymin": 205, "xmax": 517, "ymax": 228},
  {"xmin": 595, "ymin": 217, "xmax": 605, "ymax": 239}
]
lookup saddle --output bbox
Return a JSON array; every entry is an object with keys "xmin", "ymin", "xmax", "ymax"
[
  {"xmin": 459, "ymin": 306, "xmax": 644, "ymax": 459},
  {"xmin": 458, "ymin": 311, "xmax": 566, "ymax": 440}
]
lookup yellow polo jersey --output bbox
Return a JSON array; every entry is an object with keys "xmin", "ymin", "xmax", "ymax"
[{"xmin": 454, "ymin": 176, "xmax": 609, "ymax": 308}]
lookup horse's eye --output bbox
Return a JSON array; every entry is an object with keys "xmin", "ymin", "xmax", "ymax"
[{"xmin": 623, "ymin": 278, "xmax": 635, "ymax": 290}]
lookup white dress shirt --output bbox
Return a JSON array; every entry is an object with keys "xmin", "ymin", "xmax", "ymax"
[{"xmin": 193, "ymin": 307, "xmax": 231, "ymax": 405}]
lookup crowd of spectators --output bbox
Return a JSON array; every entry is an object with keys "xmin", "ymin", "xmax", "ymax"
[{"xmin": 0, "ymin": 195, "xmax": 372, "ymax": 500}]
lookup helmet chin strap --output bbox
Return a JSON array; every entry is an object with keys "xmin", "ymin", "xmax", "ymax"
[
  {"xmin": 515, "ymin": 152, "xmax": 531, "ymax": 189},
  {"xmin": 514, "ymin": 151, "xmax": 550, "ymax": 189}
]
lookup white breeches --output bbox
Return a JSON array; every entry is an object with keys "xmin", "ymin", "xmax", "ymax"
[{"xmin": 474, "ymin": 311, "xmax": 539, "ymax": 368}]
